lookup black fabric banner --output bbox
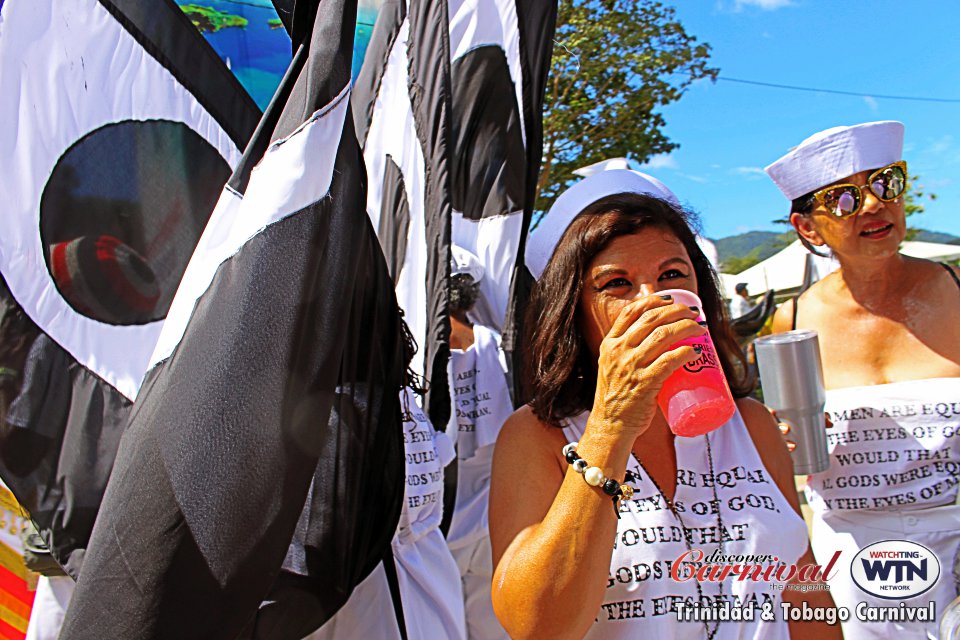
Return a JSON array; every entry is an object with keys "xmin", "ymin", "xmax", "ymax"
[
  {"xmin": 406, "ymin": 0, "xmax": 454, "ymax": 430},
  {"xmin": 496, "ymin": 0, "xmax": 557, "ymax": 404},
  {"xmin": 61, "ymin": 0, "xmax": 407, "ymax": 637},
  {"xmin": 351, "ymin": 0, "xmax": 405, "ymax": 148},
  {"xmin": 0, "ymin": 0, "xmax": 261, "ymax": 580}
]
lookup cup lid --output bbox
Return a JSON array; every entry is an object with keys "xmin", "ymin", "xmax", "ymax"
[
  {"xmin": 656, "ymin": 288, "xmax": 701, "ymax": 307},
  {"xmin": 755, "ymin": 329, "xmax": 818, "ymax": 345}
]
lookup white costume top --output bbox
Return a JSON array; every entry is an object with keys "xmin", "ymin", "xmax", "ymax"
[
  {"xmin": 806, "ymin": 379, "xmax": 960, "ymax": 639},
  {"xmin": 446, "ymin": 324, "xmax": 512, "ymax": 551},
  {"xmin": 446, "ymin": 324, "xmax": 512, "ymax": 640},
  {"xmin": 309, "ymin": 389, "xmax": 466, "ymax": 639},
  {"xmin": 562, "ymin": 410, "xmax": 807, "ymax": 640},
  {"xmin": 729, "ymin": 295, "xmax": 752, "ymax": 319}
]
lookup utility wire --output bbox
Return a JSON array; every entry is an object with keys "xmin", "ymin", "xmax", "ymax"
[{"xmin": 715, "ymin": 75, "xmax": 960, "ymax": 104}]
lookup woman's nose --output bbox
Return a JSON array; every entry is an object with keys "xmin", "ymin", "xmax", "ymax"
[
  {"xmin": 860, "ymin": 188, "xmax": 883, "ymax": 215},
  {"xmin": 637, "ymin": 283, "xmax": 658, "ymax": 297}
]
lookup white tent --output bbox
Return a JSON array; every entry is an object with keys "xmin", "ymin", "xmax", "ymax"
[{"xmin": 720, "ymin": 240, "xmax": 960, "ymax": 297}]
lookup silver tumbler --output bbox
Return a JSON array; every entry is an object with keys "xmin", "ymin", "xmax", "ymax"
[{"xmin": 754, "ymin": 330, "xmax": 829, "ymax": 474}]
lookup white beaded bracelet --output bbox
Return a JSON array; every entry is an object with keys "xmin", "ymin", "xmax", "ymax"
[{"xmin": 562, "ymin": 442, "xmax": 635, "ymax": 517}]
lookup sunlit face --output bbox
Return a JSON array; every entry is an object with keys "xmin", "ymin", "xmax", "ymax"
[
  {"xmin": 578, "ymin": 226, "xmax": 698, "ymax": 358},
  {"xmin": 797, "ymin": 168, "xmax": 907, "ymax": 259}
]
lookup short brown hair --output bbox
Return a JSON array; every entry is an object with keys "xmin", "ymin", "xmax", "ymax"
[{"xmin": 523, "ymin": 193, "xmax": 754, "ymax": 427}]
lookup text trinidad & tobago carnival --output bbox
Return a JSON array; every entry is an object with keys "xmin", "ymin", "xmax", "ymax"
[{"xmin": 669, "ymin": 548, "xmax": 937, "ymax": 626}]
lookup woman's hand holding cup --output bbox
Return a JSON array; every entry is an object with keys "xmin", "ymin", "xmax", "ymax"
[{"xmin": 590, "ymin": 293, "xmax": 705, "ymax": 441}]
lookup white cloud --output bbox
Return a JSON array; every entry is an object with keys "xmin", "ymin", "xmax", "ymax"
[
  {"xmin": 928, "ymin": 135, "xmax": 953, "ymax": 155},
  {"xmin": 641, "ymin": 153, "xmax": 679, "ymax": 170},
  {"xmin": 734, "ymin": 0, "xmax": 793, "ymax": 10},
  {"xmin": 679, "ymin": 173, "xmax": 708, "ymax": 184},
  {"xmin": 732, "ymin": 166, "xmax": 767, "ymax": 179},
  {"xmin": 863, "ymin": 96, "xmax": 879, "ymax": 112}
]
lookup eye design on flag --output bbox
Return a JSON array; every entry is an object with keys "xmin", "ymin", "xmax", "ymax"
[{"xmin": 39, "ymin": 119, "xmax": 231, "ymax": 325}]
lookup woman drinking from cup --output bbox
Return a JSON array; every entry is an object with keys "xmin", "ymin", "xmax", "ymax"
[
  {"xmin": 767, "ymin": 121, "xmax": 960, "ymax": 639},
  {"xmin": 489, "ymin": 169, "xmax": 838, "ymax": 639}
]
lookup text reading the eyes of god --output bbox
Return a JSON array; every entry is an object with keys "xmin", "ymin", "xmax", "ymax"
[
  {"xmin": 812, "ymin": 400, "xmax": 960, "ymax": 511},
  {"xmin": 596, "ymin": 592, "xmax": 778, "ymax": 622},
  {"xmin": 608, "ymin": 463, "xmax": 784, "ymax": 591},
  {"xmin": 403, "ymin": 410, "xmax": 443, "ymax": 512},
  {"xmin": 453, "ymin": 366, "xmax": 493, "ymax": 428}
]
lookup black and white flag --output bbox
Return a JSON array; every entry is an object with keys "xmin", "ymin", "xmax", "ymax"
[
  {"xmin": 353, "ymin": 0, "xmax": 557, "ymax": 429},
  {"xmin": 447, "ymin": 0, "xmax": 557, "ymax": 341},
  {"xmin": 60, "ymin": 0, "xmax": 409, "ymax": 637},
  {"xmin": 0, "ymin": 0, "xmax": 260, "ymax": 577},
  {"xmin": 352, "ymin": 0, "xmax": 455, "ymax": 428}
]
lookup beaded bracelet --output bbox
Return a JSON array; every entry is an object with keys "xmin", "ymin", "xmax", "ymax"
[{"xmin": 562, "ymin": 442, "xmax": 636, "ymax": 519}]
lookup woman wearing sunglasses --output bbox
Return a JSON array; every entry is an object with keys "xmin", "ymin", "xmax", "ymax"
[{"xmin": 767, "ymin": 121, "xmax": 960, "ymax": 639}]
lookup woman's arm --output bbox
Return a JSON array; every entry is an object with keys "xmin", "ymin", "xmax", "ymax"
[
  {"xmin": 489, "ymin": 408, "xmax": 634, "ymax": 640},
  {"xmin": 738, "ymin": 398, "xmax": 842, "ymax": 640},
  {"xmin": 489, "ymin": 296, "xmax": 703, "ymax": 639}
]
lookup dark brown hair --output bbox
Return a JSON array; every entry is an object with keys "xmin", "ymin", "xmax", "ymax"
[
  {"xmin": 523, "ymin": 193, "xmax": 754, "ymax": 427},
  {"xmin": 790, "ymin": 193, "xmax": 829, "ymax": 257}
]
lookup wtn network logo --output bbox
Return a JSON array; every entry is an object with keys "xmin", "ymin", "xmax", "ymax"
[{"xmin": 851, "ymin": 540, "xmax": 941, "ymax": 600}]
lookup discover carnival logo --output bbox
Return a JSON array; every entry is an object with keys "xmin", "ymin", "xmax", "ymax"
[
  {"xmin": 851, "ymin": 540, "xmax": 941, "ymax": 600},
  {"xmin": 670, "ymin": 544, "xmax": 939, "ymax": 625}
]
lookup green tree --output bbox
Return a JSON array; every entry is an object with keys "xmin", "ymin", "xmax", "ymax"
[
  {"xmin": 903, "ymin": 174, "xmax": 936, "ymax": 240},
  {"xmin": 721, "ymin": 248, "xmax": 764, "ymax": 275},
  {"xmin": 719, "ymin": 231, "xmax": 793, "ymax": 274},
  {"xmin": 535, "ymin": 0, "xmax": 717, "ymax": 216}
]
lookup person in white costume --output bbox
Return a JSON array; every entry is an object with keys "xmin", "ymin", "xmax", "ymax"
[
  {"xmin": 490, "ymin": 169, "xmax": 839, "ymax": 639},
  {"xmin": 445, "ymin": 247, "xmax": 512, "ymax": 639},
  {"xmin": 729, "ymin": 283, "xmax": 753, "ymax": 319},
  {"xmin": 307, "ymin": 387, "xmax": 466, "ymax": 640},
  {"xmin": 768, "ymin": 120, "xmax": 960, "ymax": 639}
]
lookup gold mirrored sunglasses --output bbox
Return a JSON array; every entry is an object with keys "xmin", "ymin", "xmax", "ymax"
[{"xmin": 812, "ymin": 161, "xmax": 908, "ymax": 218}]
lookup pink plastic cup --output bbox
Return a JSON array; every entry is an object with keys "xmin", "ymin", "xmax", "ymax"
[{"xmin": 654, "ymin": 289, "xmax": 736, "ymax": 437}]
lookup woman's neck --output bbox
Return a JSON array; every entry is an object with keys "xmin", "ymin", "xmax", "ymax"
[{"xmin": 834, "ymin": 252, "xmax": 912, "ymax": 306}]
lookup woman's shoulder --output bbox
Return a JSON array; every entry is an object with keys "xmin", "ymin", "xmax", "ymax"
[
  {"xmin": 497, "ymin": 406, "xmax": 569, "ymax": 452},
  {"xmin": 734, "ymin": 398, "xmax": 793, "ymax": 471},
  {"xmin": 734, "ymin": 397, "xmax": 800, "ymax": 502},
  {"xmin": 907, "ymin": 255, "xmax": 960, "ymax": 285},
  {"xmin": 771, "ymin": 271, "xmax": 852, "ymax": 332},
  {"xmin": 495, "ymin": 405, "xmax": 569, "ymax": 479},
  {"xmin": 735, "ymin": 397, "xmax": 781, "ymax": 444}
]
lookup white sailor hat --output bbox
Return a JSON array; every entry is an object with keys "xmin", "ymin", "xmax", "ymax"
[
  {"xmin": 524, "ymin": 168, "xmax": 679, "ymax": 281},
  {"xmin": 765, "ymin": 120, "xmax": 904, "ymax": 201},
  {"xmin": 450, "ymin": 245, "xmax": 484, "ymax": 283}
]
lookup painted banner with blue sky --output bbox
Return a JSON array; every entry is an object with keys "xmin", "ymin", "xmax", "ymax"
[{"xmin": 178, "ymin": 0, "xmax": 382, "ymax": 109}]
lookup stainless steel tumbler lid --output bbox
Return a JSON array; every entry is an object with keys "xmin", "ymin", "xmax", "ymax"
[{"xmin": 754, "ymin": 330, "xmax": 826, "ymax": 410}]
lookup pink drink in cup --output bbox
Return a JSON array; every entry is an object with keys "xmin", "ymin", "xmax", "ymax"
[{"xmin": 655, "ymin": 289, "xmax": 736, "ymax": 437}]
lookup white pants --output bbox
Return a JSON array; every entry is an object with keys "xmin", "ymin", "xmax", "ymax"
[
  {"xmin": 307, "ymin": 529, "xmax": 465, "ymax": 640},
  {"xmin": 450, "ymin": 537, "xmax": 507, "ymax": 640},
  {"xmin": 26, "ymin": 576, "xmax": 74, "ymax": 640},
  {"xmin": 812, "ymin": 504, "xmax": 960, "ymax": 640}
]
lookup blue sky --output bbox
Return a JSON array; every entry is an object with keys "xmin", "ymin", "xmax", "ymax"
[{"xmin": 636, "ymin": 0, "xmax": 960, "ymax": 240}]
